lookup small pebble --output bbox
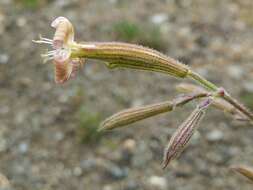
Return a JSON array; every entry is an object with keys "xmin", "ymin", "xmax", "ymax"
[
  {"xmin": 150, "ymin": 13, "xmax": 168, "ymax": 24},
  {"xmin": 80, "ymin": 159, "xmax": 97, "ymax": 170},
  {"xmin": 122, "ymin": 139, "xmax": 136, "ymax": 153},
  {"xmin": 243, "ymin": 82, "xmax": 253, "ymax": 93},
  {"xmin": 227, "ymin": 65, "xmax": 243, "ymax": 79},
  {"xmin": 103, "ymin": 185, "xmax": 113, "ymax": 190},
  {"xmin": 0, "ymin": 54, "xmax": 9, "ymax": 64},
  {"xmin": 124, "ymin": 180, "xmax": 139, "ymax": 190},
  {"xmin": 148, "ymin": 176, "xmax": 167, "ymax": 189},
  {"xmin": 54, "ymin": 0, "xmax": 77, "ymax": 8},
  {"xmin": 131, "ymin": 99, "xmax": 143, "ymax": 107},
  {"xmin": 16, "ymin": 17, "xmax": 27, "ymax": 27},
  {"xmin": 108, "ymin": 0, "xmax": 117, "ymax": 4},
  {"xmin": 106, "ymin": 165, "xmax": 128, "ymax": 180},
  {"xmin": 55, "ymin": 132, "xmax": 64, "ymax": 141},
  {"xmin": 18, "ymin": 142, "xmax": 29, "ymax": 154},
  {"xmin": 206, "ymin": 130, "xmax": 224, "ymax": 142},
  {"xmin": 73, "ymin": 167, "xmax": 82, "ymax": 177}
]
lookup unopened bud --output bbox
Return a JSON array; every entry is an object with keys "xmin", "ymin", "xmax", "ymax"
[
  {"xmin": 163, "ymin": 99, "xmax": 211, "ymax": 169},
  {"xmin": 99, "ymin": 101, "xmax": 173, "ymax": 131}
]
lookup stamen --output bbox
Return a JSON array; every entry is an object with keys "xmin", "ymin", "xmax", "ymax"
[
  {"xmin": 40, "ymin": 37, "xmax": 53, "ymax": 42},
  {"xmin": 33, "ymin": 39, "xmax": 53, "ymax": 45},
  {"xmin": 40, "ymin": 49, "xmax": 57, "ymax": 63},
  {"xmin": 44, "ymin": 50, "xmax": 57, "ymax": 56},
  {"xmin": 38, "ymin": 34, "xmax": 53, "ymax": 42},
  {"xmin": 41, "ymin": 54, "xmax": 54, "ymax": 58},
  {"xmin": 32, "ymin": 35, "xmax": 53, "ymax": 45}
]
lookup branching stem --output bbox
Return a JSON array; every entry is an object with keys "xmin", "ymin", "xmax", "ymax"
[
  {"xmin": 72, "ymin": 42, "xmax": 253, "ymax": 123},
  {"xmin": 188, "ymin": 71, "xmax": 253, "ymax": 121}
]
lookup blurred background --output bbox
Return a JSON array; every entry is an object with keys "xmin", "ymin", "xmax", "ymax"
[{"xmin": 0, "ymin": 0, "xmax": 253, "ymax": 189}]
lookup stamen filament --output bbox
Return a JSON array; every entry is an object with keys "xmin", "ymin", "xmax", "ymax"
[{"xmin": 33, "ymin": 40, "xmax": 53, "ymax": 45}]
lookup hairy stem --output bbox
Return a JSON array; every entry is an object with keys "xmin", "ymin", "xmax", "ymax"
[
  {"xmin": 99, "ymin": 92, "xmax": 210, "ymax": 131},
  {"xmin": 222, "ymin": 93, "xmax": 253, "ymax": 121},
  {"xmin": 72, "ymin": 42, "xmax": 253, "ymax": 122},
  {"xmin": 187, "ymin": 71, "xmax": 218, "ymax": 91},
  {"xmin": 188, "ymin": 71, "xmax": 253, "ymax": 121},
  {"xmin": 176, "ymin": 83, "xmax": 248, "ymax": 121}
]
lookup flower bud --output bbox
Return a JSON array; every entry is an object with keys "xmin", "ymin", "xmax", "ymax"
[
  {"xmin": 163, "ymin": 99, "xmax": 211, "ymax": 169},
  {"xmin": 99, "ymin": 101, "xmax": 174, "ymax": 131}
]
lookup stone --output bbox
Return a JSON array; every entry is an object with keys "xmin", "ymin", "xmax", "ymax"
[
  {"xmin": 108, "ymin": 0, "xmax": 117, "ymax": 4},
  {"xmin": 122, "ymin": 139, "xmax": 136, "ymax": 153},
  {"xmin": 227, "ymin": 65, "xmax": 243, "ymax": 79},
  {"xmin": 55, "ymin": 132, "xmax": 64, "ymax": 141},
  {"xmin": 206, "ymin": 130, "xmax": 224, "ymax": 142},
  {"xmin": 16, "ymin": 17, "xmax": 27, "ymax": 27},
  {"xmin": 73, "ymin": 167, "xmax": 82, "ymax": 177},
  {"xmin": 150, "ymin": 13, "xmax": 168, "ymax": 24},
  {"xmin": 243, "ymin": 82, "xmax": 253, "ymax": 93},
  {"xmin": 18, "ymin": 142, "xmax": 29, "ymax": 154},
  {"xmin": 106, "ymin": 165, "xmax": 128, "ymax": 180},
  {"xmin": 148, "ymin": 176, "xmax": 167, "ymax": 189},
  {"xmin": 124, "ymin": 180, "xmax": 139, "ymax": 190},
  {"xmin": 80, "ymin": 159, "xmax": 97, "ymax": 170},
  {"xmin": 103, "ymin": 185, "xmax": 113, "ymax": 190},
  {"xmin": 0, "ymin": 54, "xmax": 9, "ymax": 65}
]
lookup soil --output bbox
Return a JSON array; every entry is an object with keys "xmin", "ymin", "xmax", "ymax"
[{"xmin": 0, "ymin": 0, "xmax": 253, "ymax": 190}]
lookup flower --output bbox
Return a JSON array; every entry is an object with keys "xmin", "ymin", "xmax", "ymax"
[{"xmin": 33, "ymin": 16, "xmax": 84, "ymax": 84}]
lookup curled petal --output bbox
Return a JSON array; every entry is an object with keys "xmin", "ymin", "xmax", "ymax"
[
  {"xmin": 51, "ymin": 16, "xmax": 74, "ymax": 49},
  {"xmin": 70, "ymin": 58, "xmax": 85, "ymax": 79},
  {"xmin": 54, "ymin": 57, "xmax": 84, "ymax": 84},
  {"xmin": 54, "ymin": 59, "xmax": 73, "ymax": 84},
  {"xmin": 51, "ymin": 16, "xmax": 68, "ymax": 28}
]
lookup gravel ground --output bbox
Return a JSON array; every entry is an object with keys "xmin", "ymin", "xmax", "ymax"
[{"xmin": 0, "ymin": 0, "xmax": 253, "ymax": 190}]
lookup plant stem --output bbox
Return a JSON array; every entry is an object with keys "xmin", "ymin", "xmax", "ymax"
[
  {"xmin": 99, "ymin": 92, "xmax": 210, "ymax": 131},
  {"xmin": 72, "ymin": 42, "xmax": 253, "ymax": 122},
  {"xmin": 187, "ymin": 71, "xmax": 218, "ymax": 91},
  {"xmin": 188, "ymin": 71, "xmax": 253, "ymax": 121},
  {"xmin": 222, "ymin": 93, "xmax": 253, "ymax": 121}
]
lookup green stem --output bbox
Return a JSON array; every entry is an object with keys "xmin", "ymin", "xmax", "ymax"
[
  {"xmin": 188, "ymin": 71, "xmax": 253, "ymax": 121},
  {"xmin": 187, "ymin": 71, "xmax": 218, "ymax": 92},
  {"xmin": 72, "ymin": 42, "xmax": 253, "ymax": 122}
]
